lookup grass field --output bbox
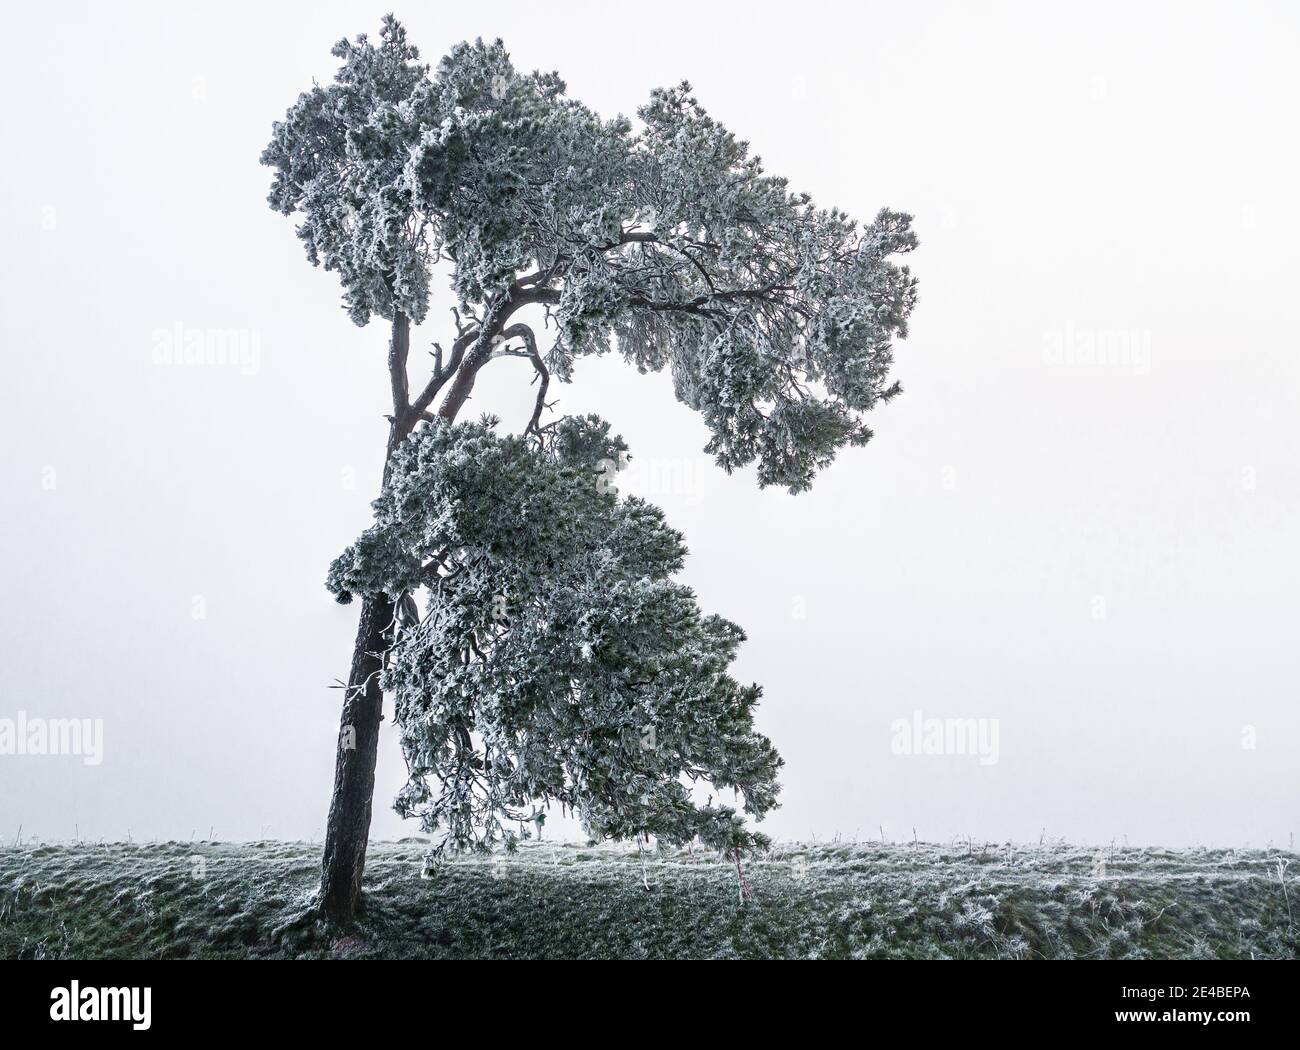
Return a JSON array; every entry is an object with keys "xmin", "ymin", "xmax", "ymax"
[{"xmin": 1, "ymin": 839, "xmax": 1295, "ymax": 960}]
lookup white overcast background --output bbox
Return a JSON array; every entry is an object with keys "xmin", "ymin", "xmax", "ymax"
[{"xmin": 2, "ymin": 0, "xmax": 1296, "ymax": 849}]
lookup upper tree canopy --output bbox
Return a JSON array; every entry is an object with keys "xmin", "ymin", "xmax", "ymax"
[{"xmin": 262, "ymin": 15, "xmax": 919, "ymax": 491}]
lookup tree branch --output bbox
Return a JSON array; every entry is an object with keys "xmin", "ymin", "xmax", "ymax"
[
  {"xmin": 497, "ymin": 323, "xmax": 550, "ymax": 436},
  {"xmin": 409, "ymin": 328, "xmax": 475, "ymax": 419},
  {"xmin": 435, "ymin": 285, "xmax": 557, "ymax": 421},
  {"xmin": 388, "ymin": 311, "xmax": 411, "ymax": 420}
]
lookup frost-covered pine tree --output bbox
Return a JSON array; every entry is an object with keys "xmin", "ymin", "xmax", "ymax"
[{"xmin": 262, "ymin": 15, "xmax": 918, "ymax": 924}]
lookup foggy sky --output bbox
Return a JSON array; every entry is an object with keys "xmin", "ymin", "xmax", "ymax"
[{"xmin": 2, "ymin": 0, "xmax": 1296, "ymax": 849}]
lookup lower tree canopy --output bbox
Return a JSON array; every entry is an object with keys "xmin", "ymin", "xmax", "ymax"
[{"xmin": 327, "ymin": 415, "xmax": 783, "ymax": 855}]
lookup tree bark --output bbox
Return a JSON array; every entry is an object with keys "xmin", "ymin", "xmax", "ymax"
[
  {"xmin": 318, "ymin": 312, "xmax": 412, "ymax": 926},
  {"xmin": 318, "ymin": 591, "xmax": 393, "ymax": 924}
]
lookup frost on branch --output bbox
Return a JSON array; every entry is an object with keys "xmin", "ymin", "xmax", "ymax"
[
  {"xmin": 262, "ymin": 18, "xmax": 919, "ymax": 491},
  {"xmin": 327, "ymin": 415, "xmax": 783, "ymax": 855}
]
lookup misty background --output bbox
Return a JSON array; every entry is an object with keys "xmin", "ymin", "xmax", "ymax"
[{"xmin": 2, "ymin": 0, "xmax": 1296, "ymax": 849}]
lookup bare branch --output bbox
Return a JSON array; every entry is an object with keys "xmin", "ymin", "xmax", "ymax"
[
  {"xmin": 409, "ymin": 328, "xmax": 474, "ymax": 419},
  {"xmin": 497, "ymin": 323, "xmax": 551, "ymax": 436},
  {"xmin": 388, "ymin": 312, "xmax": 411, "ymax": 419},
  {"xmin": 435, "ymin": 285, "xmax": 558, "ymax": 421}
]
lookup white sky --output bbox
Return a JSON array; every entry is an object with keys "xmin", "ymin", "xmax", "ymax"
[{"xmin": 1, "ymin": 0, "xmax": 1297, "ymax": 849}]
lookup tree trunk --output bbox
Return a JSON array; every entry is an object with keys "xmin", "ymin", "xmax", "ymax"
[
  {"xmin": 316, "ymin": 307, "xmax": 492, "ymax": 924},
  {"xmin": 318, "ymin": 312, "xmax": 412, "ymax": 925},
  {"xmin": 318, "ymin": 591, "xmax": 393, "ymax": 924}
]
